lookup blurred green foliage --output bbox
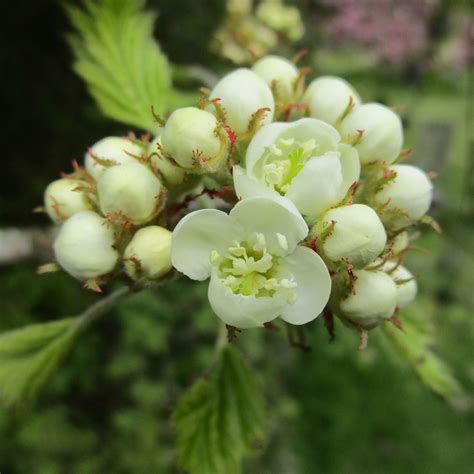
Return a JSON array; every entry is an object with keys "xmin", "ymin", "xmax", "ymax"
[{"xmin": 0, "ymin": 0, "xmax": 473, "ymax": 473}]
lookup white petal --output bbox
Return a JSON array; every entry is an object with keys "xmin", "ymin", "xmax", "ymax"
[
  {"xmin": 229, "ymin": 196, "xmax": 308, "ymax": 254},
  {"xmin": 246, "ymin": 122, "xmax": 290, "ymax": 178},
  {"xmin": 337, "ymin": 143, "xmax": 360, "ymax": 199},
  {"xmin": 285, "ymin": 153, "xmax": 343, "ymax": 217},
  {"xmin": 279, "ymin": 246, "xmax": 332, "ymax": 325},
  {"xmin": 208, "ymin": 269, "xmax": 289, "ymax": 328},
  {"xmin": 171, "ymin": 209, "xmax": 243, "ymax": 281},
  {"xmin": 233, "ymin": 165, "xmax": 281, "ymax": 200}
]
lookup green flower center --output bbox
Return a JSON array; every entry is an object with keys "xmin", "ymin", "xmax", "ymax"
[
  {"xmin": 211, "ymin": 233, "xmax": 297, "ymax": 300},
  {"xmin": 257, "ymin": 137, "xmax": 319, "ymax": 194}
]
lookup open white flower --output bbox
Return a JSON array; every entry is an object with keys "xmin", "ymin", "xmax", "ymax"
[
  {"xmin": 233, "ymin": 118, "xmax": 360, "ymax": 217},
  {"xmin": 172, "ymin": 196, "xmax": 331, "ymax": 328}
]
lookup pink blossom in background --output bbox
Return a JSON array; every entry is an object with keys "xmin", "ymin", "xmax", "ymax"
[{"xmin": 324, "ymin": 0, "xmax": 438, "ymax": 64}]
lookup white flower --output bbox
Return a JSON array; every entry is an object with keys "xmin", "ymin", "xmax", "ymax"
[
  {"xmin": 85, "ymin": 137, "xmax": 143, "ymax": 180},
  {"xmin": 303, "ymin": 76, "xmax": 361, "ymax": 127},
  {"xmin": 209, "ymin": 68, "xmax": 275, "ymax": 135},
  {"xmin": 233, "ymin": 118, "xmax": 360, "ymax": 217},
  {"xmin": 337, "ymin": 269, "xmax": 397, "ymax": 328},
  {"xmin": 161, "ymin": 107, "xmax": 228, "ymax": 173},
  {"xmin": 171, "ymin": 195, "xmax": 331, "ymax": 328},
  {"xmin": 97, "ymin": 163, "xmax": 162, "ymax": 224},
  {"xmin": 315, "ymin": 204, "xmax": 387, "ymax": 268},
  {"xmin": 44, "ymin": 178, "xmax": 91, "ymax": 223},
  {"xmin": 339, "ymin": 103, "xmax": 403, "ymax": 164},
  {"xmin": 252, "ymin": 55, "xmax": 299, "ymax": 103},
  {"xmin": 53, "ymin": 211, "xmax": 118, "ymax": 280},
  {"xmin": 124, "ymin": 226, "xmax": 173, "ymax": 281},
  {"xmin": 372, "ymin": 164, "xmax": 433, "ymax": 230},
  {"xmin": 384, "ymin": 263, "xmax": 417, "ymax": 309}
]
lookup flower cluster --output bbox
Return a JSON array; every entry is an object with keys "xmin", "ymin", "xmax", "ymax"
[{"xmin": 42, "ymin": 55, "xmax": 435, "ymax": 341}]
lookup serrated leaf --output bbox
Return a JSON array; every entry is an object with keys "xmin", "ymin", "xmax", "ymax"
[
  {"xmin": 174, "ymin": 346, "xmax": 266, "ymax": 474},
  {"xmin": 0, "ymin": 318, "xmax": 79, "ymax": 407},
  {"xmin": 66, "ymin": 0, "xmax": 172, "ymax": 132},
  {"xmin": 382, "ymin": 308, "xmax": 463, "ymax": 402}
]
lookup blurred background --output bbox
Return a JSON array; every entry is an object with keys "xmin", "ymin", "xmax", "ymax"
[{"xmin": 0, "ymin": 0, "xmax": 473, "ymax": 472}]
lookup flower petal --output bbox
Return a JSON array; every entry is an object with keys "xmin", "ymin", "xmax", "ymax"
[
  {"xmin": 279, "ymin": 246, "xmax": 331, "ymax": 325},
  {"xmin": 229, "ymin": 196, "xmax": 308, "ymax": 255},
  {"xmin": 337, "ymin": 143, "xmax": 360, "ymax": 199},
  {"xmin": 285, "ymin": 153, "xmax": 343, "ymax": 217},
  {"xmin": 171, "ymin": 209, "xmax": 243, "ymax": 281},
  {"xmin": 208, "ymin": 269, "xmax": 289, "ymax": 328},
  {"xmin": 233, "ymin": 165, "xmax": 280, "ymax": 200}
]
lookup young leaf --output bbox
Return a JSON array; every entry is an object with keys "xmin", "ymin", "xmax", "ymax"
[
  {"xmin": 382, "ymin": 306, "xmax": 464, "ymax": 403},
  {"xmin": 174, "ymin": 346, "xmax": 266, "ymax": 474},
  {"xmin": 66, "ymin": 0, "xmax": 172, "ymax": 132},
  {"xmin": 0, "ymin": 318, "xmax": 79, "ymax": 407}
]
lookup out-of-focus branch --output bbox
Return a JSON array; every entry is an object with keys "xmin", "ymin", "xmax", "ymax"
[{"xmin": 0, "ymin": 227, "xmax": 56, "ymax": 266}]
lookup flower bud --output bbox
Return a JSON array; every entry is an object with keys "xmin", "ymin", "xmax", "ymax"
[
  {"xmin": 339, "ymin": 103, "xmax": 403, "ymax": 164},
  {"xmin": 373, "ymin": 164, "xmax": 433, "ymax": 230},
  {"xmin": 389, "ymin": 231, "xmax": 409, "ymax": 256},
  {"xmin": 256, "ymin": 0, "xmax": 304, "ymax": 41},
  {"xmin": 385, "ymin": 263, "xmax": 417, "ymax": 309},
  {"xmin": 335, "ymin": 269, "xmax": 397, "ymax": 329},
  {"xmin": 44, "ymin": 178, "xmax": 91, "ymax": 223},
  {"xmin": 209, "ymin": 68, "xmax": 274, "ymax": 135},
  {"xmin": 85, "ymin": 137, "xmax": 143, "ymax": 180},
  {"xmin": 303, "ymin": 76, "xmax": 361, "ymax": 127},
  {"xmin": 124, "ymin": 226, "xmax": 172, "ymax": 281},
  {"xmin": 149, "ymin": 135, "xmax": 187, "ymax": 186},
  {"xmin": 161, "ymin": 107, "xmax": 227, "ymax": 173},
  {"xmin": 53, "ymin": 211, "xmax": 118, "ymax": 280},
  {"xmin": 97, "ymin": 163, "xmax": 163, "ymax": 224},
  {"xmin": 252, "ymin": 55, "xmax": 299, "ymax": 103},
  {"xmin": 315, "ymin": 204, "xmax": 386, "ymax": 268}
]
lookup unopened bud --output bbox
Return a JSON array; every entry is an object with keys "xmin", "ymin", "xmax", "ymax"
[
  {"xmin": 124, "ymin": 226, "xmax": 172, "ymax": 282},
  {"xmin": 53, "ymin": 210, "xmax": 118, "ymax": 280},
  {"xmin": 252, "ymin": 55, "xmax": 299, "ymax": 103},
  {"xmin": 161, "ymin": 107, "xmax": 227, "ymax": 173},
  {"xmin": 97, "ymin": 163, "xmax": 163, "ymax": 224},
  {"xmin": 209, "ymin": 68, "xmax": 274, "ymax": 135},
  {"xmin": 85, "ymin": 137, "xmax": 143, "ymax": 180},
  {"xmin": 315, "ymin": 204, "xmax": 386, "ymax": 268},
  {"xmin": 373, "ymin": 164, "xmax": 433, "ymax": 230},
  {"xmin": 303, "ymin": 76, "xmax": 361, "ymax": 127},
  {"xmin": 44, "ymin": 178, "xmax": 91, "ymax": 223},
  {"xmin": 339, "ymin": 103, "xmax": 403, "ymax": 164},
  {"xmin": 384, "ymin": 263, "xmax": 417, "ymax": 309},
  {"xmin": 335, "ymin": 269, "xmax": 397, "ymax": 329},
  {"xmin": 149, "ymin": 135, "xmax": 187, "ymax": 186}
]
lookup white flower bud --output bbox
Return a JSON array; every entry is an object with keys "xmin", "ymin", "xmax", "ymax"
[
  {"xmin": 252, "ymin": 55, "xmax": 299, "ymax": 103},
  {"xmin": 384, "ymin": 263, "xmax": 417, "ymax": 309},
  {"xmin": 316, "ymin": 204, "xmax": 387, "ymax": 268},
  {"xmin": 124, "ymin": 226, "xmax": 172, "ymax": 281},
  {"xmin": 53, "ymin": 211, "xmax": 118, "ymax": 280},
  {"xmin": 373, "ymin": 164, "xmax": 433, "ymax": 230},
  {"xmin": 85, "ymin": 137, "xmax": 143, "ymax": 180},
  {"xmin": 389, "ymin": 231, "xmax": 409, "ymax": 256},
  {"xmin": 97, "ymin": 163, "xmax": 162, "ymax": 224},
  {"xmin": 339, "ymin": 103, "xmax": 403, "ymax": 164},
  {"xmin": 44, "ymin": 178, "xmax": 91, "ymax": 223},
  {"xmin": 149, "ymin": 135, "xmax": 187, "ymax": 186},
  {"xmin": 161, "ymin": 107, "xmax": 227, "ymax": 173},
  {"xmin": 338, "ymin": 269, "xmax": 397, "ymax": 328},
  {"xmin": 209, "ymin": 68, "xmax": 275, "ymax": 135},
  {"xmin": 303, "ymin": 76, "xmax": 361, "ymax": 127}
]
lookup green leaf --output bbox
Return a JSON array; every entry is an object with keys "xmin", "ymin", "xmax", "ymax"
[
  {"xmin": 382, "ymin": 304, "xmax": 464, "ymax": 402},
  {"xmin": 174, "ymin": 346, "xmax": 266, "ymax": 474},
  {"xmin": 0, "ymin": 318, "xmax": 79, "ymax": 407},
  {"xmin": 66, "ymin": 0, "xmax": 172, "ymax": 132}
]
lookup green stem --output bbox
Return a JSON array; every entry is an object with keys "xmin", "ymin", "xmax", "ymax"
[{"xmin": 75, "ymin": 286, "xmax": 132, "ymax": 332}]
